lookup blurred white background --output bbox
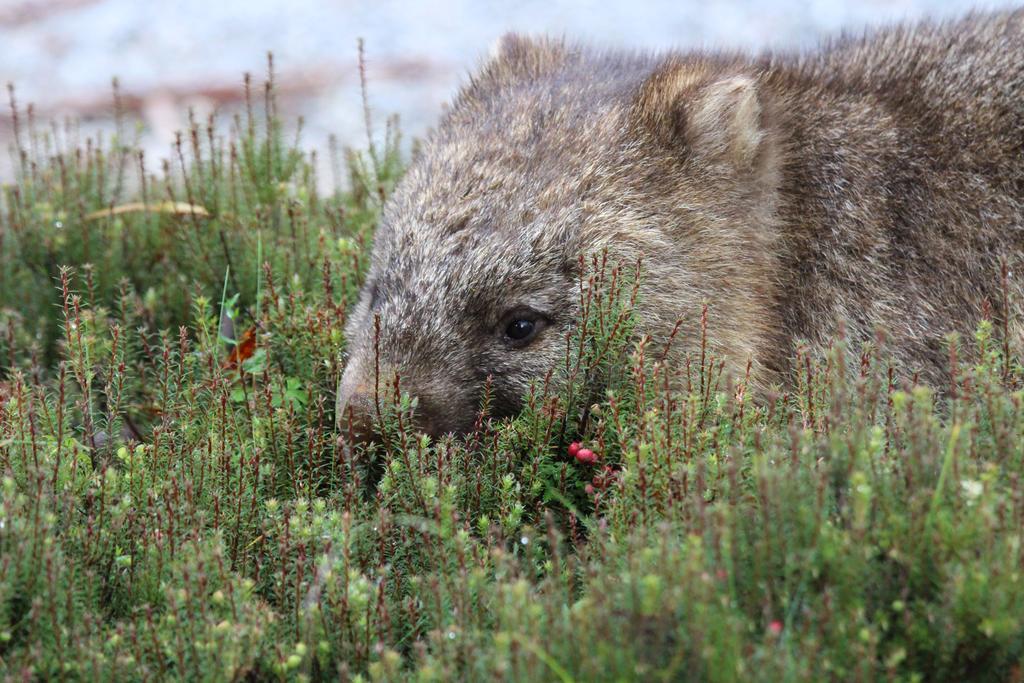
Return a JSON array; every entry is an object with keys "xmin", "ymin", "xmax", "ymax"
[{"xmin": 1, "ymin": 0, "xmax": 1018, "ymax": 183}]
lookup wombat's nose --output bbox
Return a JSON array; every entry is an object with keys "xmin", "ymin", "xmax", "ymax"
[
  {"xmin": 336, "ymin": 369, "xmax": 379, "ymax": 444},
  {"xmin": 336, "ymin": 384, "xmax": 377, "ymax": 444},
  {"xmin": 338, "ymin": 358, "xmax": 447, "ymax": 442},
  {"xmin": 337, "ymin": 387, "xmax": 443, "ymax": 441}
]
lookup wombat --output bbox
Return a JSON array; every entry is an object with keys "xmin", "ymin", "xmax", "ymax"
[{"xmin": 337, "ymin": 10, "xmax": 1024, "ymax": 438}]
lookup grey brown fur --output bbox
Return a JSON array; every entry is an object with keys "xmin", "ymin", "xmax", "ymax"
[{"xmin": 338, "ymin": 10, "xmax": 1024, "ymax": 437}]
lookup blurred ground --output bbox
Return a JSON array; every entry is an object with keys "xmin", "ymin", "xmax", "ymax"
[{"xmin": 1, "ymin": 0, "xmax": 1017, "ymax": 185}]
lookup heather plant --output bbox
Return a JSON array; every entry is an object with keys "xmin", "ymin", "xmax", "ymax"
[{"xmin": 2, "ymin": 60, "xmax": 1024, "ymax": 682}]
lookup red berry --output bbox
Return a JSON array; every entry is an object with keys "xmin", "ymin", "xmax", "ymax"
[
  {"xmin": 768, "ymin": 620, "xmax": 783, "ymax": 635},
  {"xmin": 584, "ymin": 484, "xmax": 595, "ymax": 495},
  {"xmin": 568, "ymin": 442, "xmax": 581, "ymax": 458},
  {"xmin": 575, "ymin": 448, "xmax": 597, "ymax": 464}
]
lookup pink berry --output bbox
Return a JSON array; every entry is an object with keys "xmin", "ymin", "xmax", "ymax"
[
  {"xmin": 568, "ymin": 442, "xmax": 581, "ymax": 458},
  {"xmin": 769, "ymin": 620, "xmax": 783, "ymax": 635},
  {"xmin": 575, "ymin": 448, "xmax": 597, "ymax": 464},
  {"xmin": 585, "ymin": 484, "xmax": 595, "ymax": 495}
]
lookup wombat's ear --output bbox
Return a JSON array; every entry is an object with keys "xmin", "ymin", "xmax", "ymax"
[{"xmin": 634, "ymin": 64, "xmax": 765, "ymax": 170}]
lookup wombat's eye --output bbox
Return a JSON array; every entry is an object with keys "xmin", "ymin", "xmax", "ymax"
[
  {"xmin": 500, "ymin": 309, "xmax": 547, "ymax": 348},
  {"xmin": 507, "ymin": 319, "xmax": 535, "ymax": 340}
]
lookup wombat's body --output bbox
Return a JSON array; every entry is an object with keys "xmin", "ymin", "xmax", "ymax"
[{"xmin": 339, "ymin": 11, "xmax": 1024, "ymax": 436}]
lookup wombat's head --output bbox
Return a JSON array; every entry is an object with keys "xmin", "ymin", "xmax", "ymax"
[{"xmin": 338, "ymin": 35, "xmax": 782, "ymax": 440}]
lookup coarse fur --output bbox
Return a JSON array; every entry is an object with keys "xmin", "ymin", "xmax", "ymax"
[{"xmin": 338, "ymin": 10, "xmax": 1024, "ymax": 437}]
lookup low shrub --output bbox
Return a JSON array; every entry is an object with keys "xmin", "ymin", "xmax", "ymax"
[{"xmin": 2, "ymin": 62, "xmax": 1023, "ymax": 681}]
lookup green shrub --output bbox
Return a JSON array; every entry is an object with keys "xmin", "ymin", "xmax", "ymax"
[{"xmin": 2, "ymin": 63, "xmax": 1024, "ymax": 681}]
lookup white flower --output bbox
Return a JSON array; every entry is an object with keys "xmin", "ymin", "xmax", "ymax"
[{"xmin": 960, "ymin": 479, "xmax": 983, "ymax": 501}]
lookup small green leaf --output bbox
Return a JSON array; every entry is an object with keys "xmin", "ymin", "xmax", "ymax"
[{"xmin": 242, "ymin": 348, "xmax": 268, "ymax": 374}]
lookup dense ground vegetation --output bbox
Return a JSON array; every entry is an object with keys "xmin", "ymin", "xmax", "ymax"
[{"xmin": 2, "ymin": 63, "xmax": 1024, "ymax": 681}]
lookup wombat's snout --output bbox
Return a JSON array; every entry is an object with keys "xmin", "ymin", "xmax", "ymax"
[
  {"xmin": 335, "ymin": 352, "xmax": 391, "ymax": 444},
  {"xmin": 335, "ymin": 376, "xmax": 378, "ymax": 445},
  {"xmin": 336, "ymin": 361, "xmax": 445, "ymax": 445}
]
